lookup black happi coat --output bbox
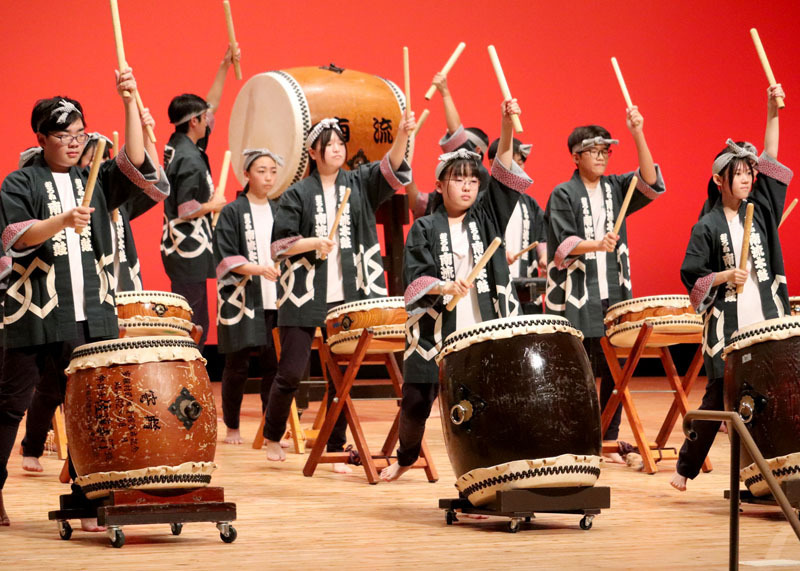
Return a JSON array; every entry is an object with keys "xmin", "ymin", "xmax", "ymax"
[{"xmin": 510, "ymin": 193, "xmax": 547, "ymax": 279}]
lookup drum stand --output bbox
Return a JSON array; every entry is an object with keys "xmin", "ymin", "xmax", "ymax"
[
  {"xmin": 600, "ymin": 322, "xmax": 712, "ymax": 474},
  {"xmin": 439, "ymin": 487, "xmax": 611, "ymax": 533},
  {"xmin": 47, "ymin": 487, "xmax": 237, "ymax": 548},
  {"xmin": 303, "ymin": 328, "xmax": 438, "ymax": 484}
]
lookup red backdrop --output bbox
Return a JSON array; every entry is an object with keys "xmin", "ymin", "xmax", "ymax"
[{"xmin": 1, "ymin": 0, "xmax": 798, "ymax": 344}]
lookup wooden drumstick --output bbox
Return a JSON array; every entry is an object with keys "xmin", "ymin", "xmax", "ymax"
[
  {"xmin": 779, "ymin": 197, "xmax": 797, "ymax": 228},
  {"xmin": 613, "ymin": 175, "xmax": 639, "ymax": 235},
  {"xmin": 737, "ymin": 202, "xmax": 755, "ymax": 295},
  {"xmin": 403, "ymin": 46, "xmax": 411, "ymax": 116},
  {"xmin": 223, "ymin": 1, "xmax": 242, "ymax": 81},
  {"xmin": 412, "ymin": 109, "xmax": 430, "ymax": 136},
  {"xmin": 511, "ymin": 241, "xmax": 539, "ymax": 264},
  {"xmin": 75, "ymin": 138, "xmax": 107, "ymax": 234},
  {"xmin": 750, "ymin": 28, "xmax": 785, "ymax": 109},
  {"xmin": 112, "ymin": 130, "xmax": 119, "ymax": 157},
  {"xmin": 320, "ymin": 187, "xmax": 351, "ymax": 261},
  {"xmin": 424, "ymin": 41, "xmax": 467, "ymax": 100},
  {"xmin": 211, "ymin": 150, "xmax": 232, "ymax": 228},
  {"xmin": 610, "ymin": 57, "xmax": 634, "ymax": 109},
  {"xmin": 487, "ymin": 45, "xmax": 522, "ymax": 133},
  {"xmin": 446, "ymin": 237, "xmax": 503, "ymax": 311}
]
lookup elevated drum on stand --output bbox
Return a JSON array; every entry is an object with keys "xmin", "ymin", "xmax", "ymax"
[
  {"xmin": 436, "ymin": 315, "xmax": 602, "ymax": 506},
  {"xmin": 325, "ymin": 297, "xmax": 407, "ymax": 354},
  {"xmin": 723, "ymin": 316, "xmax": 800, "ymax": 496},
  {"xmin": 64, "ymin": 336, "xmax": 217, "ymax": 499},
  {"xmin": 116, "ymin": 291, "xmax": 198, "ymax": 340},
  {"xmin": 604, "ymin": 294, "xmax": 703, "ymax": 347}
]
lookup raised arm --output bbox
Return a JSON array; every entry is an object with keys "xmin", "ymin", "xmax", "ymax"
[
  {"xmin": 388, "ymin": 112, "xmax": 416, "ymax": 171},
  {"xmin": 206, "ymin": 45, "xmax": 241, "ymax": 110},
  {"xmin": 626, "ymin": 105, "xmax": 656, "ymax": 186},
  {"xmin": 432, "ymin": 73, "xmax": 461, "ymax": 135},
  {"xmin": 764, "ymin": 84, "xmax": 784, "ymax": 158},
  {"xmin": 496, "ymin": 99, "xmax": 518, "ymax": 169},
  {"xmin": 139, "ymin": 106, "xmax": 158, "ymax": 167},
  {"xmin": 119, "ymin": 68, "xmax": 145, "ymax": 168}
]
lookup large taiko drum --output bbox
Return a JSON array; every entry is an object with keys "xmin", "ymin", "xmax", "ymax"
[
  {"xmin": 116, "ymin": 290, "xmax": 195, "ymax": 338},
  {"xmin": 64, "ymin": 336, "xmax": 217, "ymax": 499},
  {"xmin": 604, "ymin": 295, "xmax": 703, "ymax": 347},
  {"xmin": 325, "ymin": 297, "xmax": 407, "ymax": 355},
  {"xmin": 723, "ymin": 316, "xmax": 800, "ymax": 496},
  {"xmin": 436, "ymin": 315, "xmax": 602, "ymax": 506},
  {"xmin": 228, "ymin": 66, "xmax": 406, "ymax": 198},
  {"xmin": 790, "ymin": 296, "xmax": 800, "ymax": 316}
]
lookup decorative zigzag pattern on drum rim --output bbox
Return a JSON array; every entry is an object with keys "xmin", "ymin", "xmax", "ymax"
[
  {"xmin": 743, "ymin": 463, "xmax": 800, "ymax": 490},
  {"xmin": 70, "ymin": 336, "xmax": 199, "ymax": 359},
  {"xmin": 270, "ymin": 71, "xmax": 311, "ymax": 186},
  {"xmin": 441, "ymin": 315, "xmax": 577, "ymax": 350},
  {"xmin": 79, "ymin": 473, "xmax": 213, "ymax": 496},
  {"xmin": 376, "ymin": 76, "xmax": 411, "ymax": 161},
  {"xmin": 461, "ymin": 464, "xmax": 602, "ymax": 498},
  {"xmin": 723, "ymin": 316, "xmax": 800, "ymax": 355}
]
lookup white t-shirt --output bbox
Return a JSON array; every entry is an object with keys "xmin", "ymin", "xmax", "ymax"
[
  {"xmin": 450, "ymin": 221, "xmax": 482, "ymax": 332},
  {"xmin": 53, "ymin": 172, "xmax": 86, "ymax": 321},
  {"xmin": 505, "ymin": 201, "xmax": 523, "ymax": 278},
  {"xmin": 587, "ymin": 183, "xmax": 609, "ymax": 300},
  {"xmin": 323, "ymin": 185, "xmax": 345, "ymax": 304},
  {"xmin": 728, "ymin": 214, "xmax": 765, "ymax": 329},
  {"xmin": 249, "ymin": 199, "xmax": 278, "ymax": 310}
]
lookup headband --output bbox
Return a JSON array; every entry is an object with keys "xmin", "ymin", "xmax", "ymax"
[
  {"xmin": 51, "ymin": 100, "xmax": 82, "ymax": 125},
  {"xmin": 712, "ymin": 139, "xmax": 758, "ymax": 175},
  {"xmin": 572, "ymin": 136, "xmax": 619, "ymax": 153},
  {"xmin": 18, "ymin": 146, "xmax": 42, "ymax": 169},
  {"xmin": 518, "ymin": 143, "xmax": 532, "ymax": 160},
  {"xmin": 243, "ymin": 148, "xmax": 285, "ymax": 171},
  {"xmin": 435, "ymin": 149, "xmax": 481, "ymax": 179},
  {"xmin": 171, "ymin": 103, "xmax": 211, "ymax": 126},
  {"xmin": 464, "ymin": 129, "xmax": 489, "ymax": 153},
  {"xmin": 305, "ymin": 118, "xmax": 344, "ymax": 150}
]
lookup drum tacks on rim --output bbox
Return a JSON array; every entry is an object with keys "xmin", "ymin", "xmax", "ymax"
[
  {"xmin": 325, "ymin": 297, "xmax": 407, "ymax": 355},
  {"xmin": 604, "ymin": 295, "xmax": 703, "ymax": 347}
]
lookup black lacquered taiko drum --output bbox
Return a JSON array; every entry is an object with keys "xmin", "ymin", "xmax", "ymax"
[
  {"xmin": 437, "ymin": 315, "xmax": 602, "ymax": 505},
  {"xmin": 724, "ymin": 316, "xmax": 800, "ymax": 496}
]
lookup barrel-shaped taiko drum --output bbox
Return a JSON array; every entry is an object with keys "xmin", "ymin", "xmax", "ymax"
[
  {"xmin": 65, "ymin": 336, "xmax": 216, "ymax": 498},
  {"xmin": 437, "ymin": 315, "xmax": 602, "ymax": 505}
]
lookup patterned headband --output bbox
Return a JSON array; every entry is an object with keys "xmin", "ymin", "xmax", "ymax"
[
  {"xmin": 51, "ymin": 100, "xmax": 82, "ymax": 125},
  {"xmin": 464, "ymin": 130, "xmax": 489, "ymax": 153},
  {"xmin": 435, "ymin": 149, "xmax": 482, "ymax": 179},
  {"xmin": 243, "ymin": 148, "xmax": 285, "ymax": 171},
  {"xmin": 305, "ymin": 118, "xmax": 344, "ymax": 150},
  {"xmin": 171, "ymin": 103, "xmax": 211, "ymax": 126},
  {"xmin": 518, "ymin": 143, "xmax": 532, "ymax": 160},
  {"xmin": 18, "ymin": 146, "xmax": 42, "ymax": 168},
  {"xmin": 572, "ymin": 136, "xmax": 619, "ymax": 153},
  {"xmin": 712, "ymin": 139, "xmax": 758, "ymax": 175}
]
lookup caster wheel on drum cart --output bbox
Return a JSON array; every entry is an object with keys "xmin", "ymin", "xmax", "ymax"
[
  {"xmin": 445, "ymin": 510, "xmax": 458, "ymax": 525},
  {"xmin": 108, "ymin": 527, "xmax": 125, "ymax": 548},
  {"xmin": 579, "ymin": 515, "xmax": 594, "ymax": 530},
  {"xmin": 217, "ymin": 522, "xmax": 237, "ymax": 543},
  {"xmin": 507, "ymin": 518, "xmax": 521, "ymax": 533},
  {"xmin": 57, "ymin": 521, "xmax": 72, "ymax": 541},
  {"xmin": 170, "ymin": 523, "xmax": 183, "ymax": 536}
]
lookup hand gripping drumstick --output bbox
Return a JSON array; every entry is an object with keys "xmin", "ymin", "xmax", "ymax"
[
  {"xmin": 211, "ymin": 150, "xmax": 232, "ymax": 228},
  {"xmin": 413, "ymin": 109, "xmax": 430, "ymax": 136},
  {"xmin": 613, "ymin": 175, "xmax": 639, "ymax": 236},
  {"xmin": 403, "ymin": 47, "xmax": 411, "ymax": 115},
  {"xmin": 510, "ymin": 241, "xmax": 539, "ymax": 264},
  {"xmin": 750, "ymin": 29, "xmax": 785, "ymax": 109},
  {"xmin": 223, "ymin": 1, "xmax": 242, "ymax": 81},
  {"xmin": 779, "ymin": 197, "xmax": 797, "ymax": 228},
  {"xmin": 737, "ymin": 202, "xmax": 755, "ymax": 295},
  {"xmin": 320, "ymin": 187, "xmax": 351, "ymax": 261},
  {"xmin": 424, "ymin": 42, "xmax": 467, "ymax": 100},
  {"xmin": 446, "ymin": 236, "xmax": 503, "ymax": 311},
  {"xmin": 110, "ymin": 0, "xmax": 156, "ymax": 143},
  {"xmin": 610, "ymin": 57, "xmax": 634, "ymax": 109},
  {"xmin": 75, "ymin": 138, "xmax": 107, "ymax": 235},
  {"xmin": 487, "ymin": 46, "xmax": 523, "ymax": 133}
]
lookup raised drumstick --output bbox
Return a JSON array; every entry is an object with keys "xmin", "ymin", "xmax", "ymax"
[
  {"xmin": 737, "ymin": 203, "xmax": 755, "ymax": 295},
  {"xmin": 487, "ymin": 45, "xmax": 522, "ymax": 133},
  {"xmin": 779, "ymin": 198, "xmax": 797, "ymax": 228},
  {"xmin": 110, "ymin": 0, "xmax": 156, "ymax": 143},
  {"xmin": 223, "ymin": 1, "xmax": 242, "ymax": 81},
  {"xmin": 112, "ymin": 131, "xmax": 119, "ymax": 157},
  {"xmin": 75, "ymin": 138, "xmax": 107, "ymax": 234},
  {"xmin": 403, "ymin": 46, "xmax": 411, "ymax": 116},
  {"xmin": 413, "ymin": 109, "xmax": 430, "ymax": 136},
  {"xmin": 424, "ymin": 42, "xmax": 467, "ymax": 100},
  {"xmin": 511, "ymin": 241, "xmax": 539, "ymax": 264},
  {"xmin": 610, "ymin": 57, "xmax": 634, "ymax": 109},
  {"xmin": 613, "ymin": 175, "xmax": 639, "ymax": 235},
  {"xmin": 446, "ymin": 237, "xmax": 502, "ymax": 311},
  {"xmin": 750, "ymin": 29, "xmax": 785, "ymax": 109},
  {"xmin": 320, "ymin": 187, "xmax": 352, "ymax": 261},
  {"xmin": 211, "ymin": 150, "xmax": 232, "ymax": 228}
]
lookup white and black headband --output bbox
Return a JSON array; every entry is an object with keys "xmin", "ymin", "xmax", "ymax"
[
  {"xmin": 243, "ymin": 148, "xmax": 285, "ymax": 171},
  {"xmin": 305, "ymin": 118, "xmax": 344, "ymax": 150},
  {"xmin": 435, "ymin": 149, "xmax": 482, "ymax": 179},
  {"xmin": 171, "ymin": 103, "xmax": 211, "ymax": 126},
  {"xmin": 712, "ymin": 139, "xmax": 758, "ymax": 175},
  {"xmin": 572, "ymin": 136, "xmax": 619, "ymax": 154},
  {"xmin": 51, "ymin": 100, "xmax": 82, "ymax": 125}
]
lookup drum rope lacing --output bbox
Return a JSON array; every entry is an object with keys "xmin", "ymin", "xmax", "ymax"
[
  {"xmin": 461, "ymin": 463, "xmax": 601, "ymax": 497},
  {"xmin": 744, "ymin": 463, "xmax": 800, "ymax": 490},
  {"xmin": 441, "ymin": 316, "xmax": 575, "ymax": 350},
  {"xmin": 79, "ymin": 473, "xmax": 212, "ymax": 495},
  {"xmin": 728, "ymin": 320, "xmax": 800, "ymax": 345},
  {"xmin": 71, "ymin": 337, "xmax": 198, "ymax": 359},
  {"xmin": 325, "ymin": 297, "xmax": 405, "ymax": 318}
]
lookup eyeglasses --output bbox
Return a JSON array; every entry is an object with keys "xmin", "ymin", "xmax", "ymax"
[
  {"xmin": 50, "ymin": 133, "xmax": 90, "ymax": 145},
  {"xmin": 581, "ymin": 148, "xmax": 612, "ymax": 160}
]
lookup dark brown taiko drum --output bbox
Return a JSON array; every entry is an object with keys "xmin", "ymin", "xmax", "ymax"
[
  {"xmin": 723, "ymin": 316, "xmax": 800, "ymax": 496},
  {"xmin": 65, "ymin": 336, "xmax": 216, "ymax": 499},
  {"xmin": 436, "ymin": 315, "xmax": 602, "ymax": 506}
]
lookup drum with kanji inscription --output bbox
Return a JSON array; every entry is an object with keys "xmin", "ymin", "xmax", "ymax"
[
  {"xmin": 64, "ymin": 336, "xmax": 216, "ymax": 499},
  {"xmin": 436, "ymin": 315, "xmax": 602, "ymax": 506}
]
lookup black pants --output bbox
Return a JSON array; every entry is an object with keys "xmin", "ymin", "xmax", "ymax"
[
  {"xmin": 676, "ymin": 376, "xmax": 723, "ymax": 479},
  {"xmin": 171, "ymin": 280, "xmax": 209, "ymax": 350},
  {"xmin": 264, "ymin": 323, "xmax": 347, "ymax": 452},
  {"xmin": 221, "ymin": 310, "xmax": 278, "ymax": 430},
  {"xmin": 396, "ymin": 382, "xmax": 438, "ymax": 467},
  {"xmin": 584, "ymin": 336, "xmax": 622, "ymax": 441},
  {"xmin": 0, "ymin": 323, "xmax": 92, "ymax": 489},
  {"xmin": 20, "ymin": 387, "xmax": 57, "ymax": 458}
]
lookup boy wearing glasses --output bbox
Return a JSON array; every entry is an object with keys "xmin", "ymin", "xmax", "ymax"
[{"xmin": 544, "ymin": 107, "xmax": 665, "ymax": 456}]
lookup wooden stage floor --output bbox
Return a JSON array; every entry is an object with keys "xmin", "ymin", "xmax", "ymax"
[{"xmin": 2, "ymin": 377, "xmax": 799, "ymax": 569}]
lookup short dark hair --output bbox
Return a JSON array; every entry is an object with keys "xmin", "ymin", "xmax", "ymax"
[
  {"xmin": 308, "ymin": 124, "xmax": 347, "ymax": 172},
  {"xmin": 714, "ymin": 141, "xmax": 754, "ymax": 189},
  {"xmin": 567, "ymin": 125, "xmax": 611, "ymax": 153},
  {"xmin": 79, "ymin": 137, "xmax": 112, "ymax": 164},
  {"xmin": 168, "ymin": 94, "xmax": 208, "ymax": 134},
  {"xmin": 487, "ymin": 137, "xmax": 524, "ymax": 162},
  {"xmin": 31, "ymin": 97, "xmax": 84, "ymax": 135}
]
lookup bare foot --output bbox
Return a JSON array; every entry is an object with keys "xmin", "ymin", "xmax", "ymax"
[
  {"xmin": 22, "ymin": 456, "xmax": 44, "ymax": 473},
  {"xmin": 332, "ymin": 462, "xmax": 352, "ymax": 474},
  {"xmin": 0, "ymin": 491, "xmax": 9, "ymax": 526},
  {"xmin": 80, "ymin": 518, "xmax": 106, "ymax": 532},
  {"xmin": 460, "ymin": 512, "xmax": 489, "ymax": 520},
  {"xmin": 625, "ymin": 452, "xmax": 644, "ymax": 471},
  {"xmin": 603, "ymin": 452, "xmax": 626, "ymax": 464},
  {"xmin": 380, "ymin": 462, "xmax": 411, "ymax": 482},
  {"xmin": 265, "ymin": 440, "xmax": 286, "ymax": 462},
  {"xmin": 280, "ymin": 439, "xmax": 291, "ymax": 449},
  {"xmin": 719, "ymin": 422, "xmax": 729, "ymax": 434},
  {"xmin": 223, "ymin": 428, "xmax": 243, "ymax": 445},
  {"xmin": 670, "ymin": 471, "xmax": 688, "ymax": 491}
]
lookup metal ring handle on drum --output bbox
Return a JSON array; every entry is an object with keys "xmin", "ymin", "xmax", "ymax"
[
  {"xmin": 450, "ymin": 401, "xmax": 474, "ymax": 425},
  {"xmin": 738, "ymin": 395, "xmax": 756, "ymax": 424}
]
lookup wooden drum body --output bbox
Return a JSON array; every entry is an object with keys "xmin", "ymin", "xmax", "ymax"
[
  {"xmin": 326, "ymin": 297, "xmax": 407, "ymax": 355},
  {"xmin": 116, "ymin": 291, "xmax": 195, "ymax": 338},
  {"xmin": 437, "ymin": 315, "xmax": 602, "ymax": 506},
  {"xmin": 65, "ymin": 336, "xmax": 217, "ymax": 499},
  {"xmin": 723, "ymin": 316, "xmax": 800, "ymax": 496},
  {"xmin": 228, "ymin": 66, "xmax": 406, "ymax": 198},
  {"xmin": 604, "ymin": 295, "xmax": 703, "ymax": 347}
]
